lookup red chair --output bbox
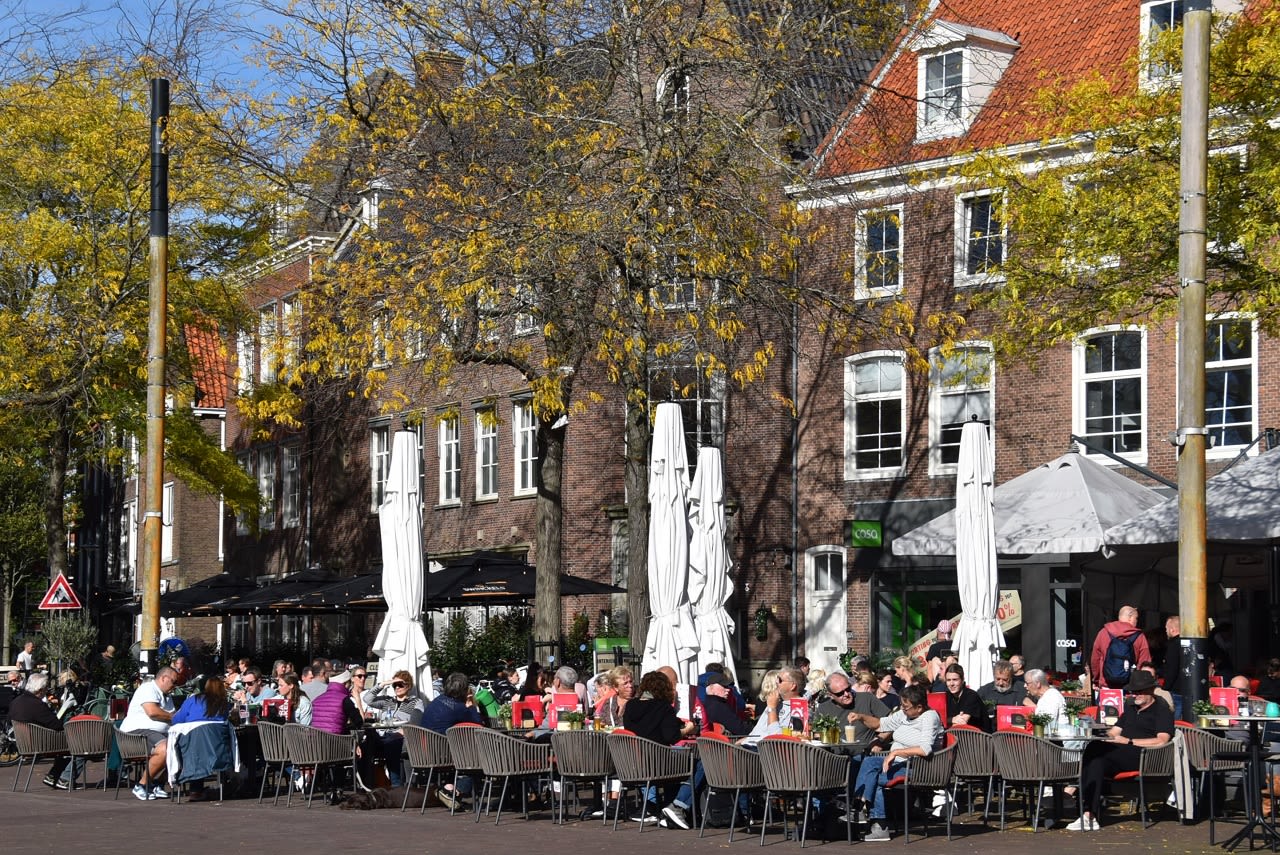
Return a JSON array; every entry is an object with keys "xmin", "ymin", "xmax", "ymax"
[
  {"xmin": 1107, "ymin": 742, "xmax": 1176, "ymax": 827},
  {"xmin": 1210, "ymin": 675, "xmax": 1225, "ymax": 688},
  {"xmin": 511, "ymin": 699, "xmax": 544, "ymax": 728}
]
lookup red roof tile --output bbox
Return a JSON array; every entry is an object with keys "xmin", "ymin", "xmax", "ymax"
[
  {"xmin": 184, "ymin": 323, "xmax": 227, "ymax": 411},
  {"xmin": 813, "ymin": 0, "xmax": 1137, "ymax": 179}
]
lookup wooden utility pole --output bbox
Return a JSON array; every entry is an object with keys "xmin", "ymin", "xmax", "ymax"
[
  {"xmin": 139, "ymin": 79, "xmax": 169, "ymax": 669},
  {"xmin": 1175, "ymin": 3, "xmax": 1210, "ymax": 704}
]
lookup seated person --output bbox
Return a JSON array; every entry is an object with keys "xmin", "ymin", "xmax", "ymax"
[
  {"xmin": 942, "ymin": 663, "xmax": 991, "ymax": 732},
  {"xmin": 977, "ymin": 660, "xmax": 1026, "ymax": 708},
  {"xmin": 120, "ymin": 666, "xmax": 178, "ymax": 800},
  {"xmin": 875, "ymin": 670, "xmax": 901, "ymax": 712},
  {"xmin": 848, "ymin": 684, "xmax": 944, "ymax": 842},
  {"xmin": 1256, "ymin": 658, "xmax": 1280, "ymax": 704},
  {"xmin": 742, "ymin": 667, "xmax": 806, "ymax": 743},
  {"xmin": 310, "ymin": 670, "xmax": 362, "ymax": 735},
  {"xmin": 360, "ymin": 670, "xmax": 425, "ymax": 787},
  {"xmin": 658, "ymin": 671, "xmax": 750, "ymax": 830},
  {"xmin": 1023, "ymin": 669, "xmax": 1065, "ymax": 718},
  {"xmin": 623, "ymin": 670, "xmax": 695, "ymax": 824},
  {"xmin": 276, "ymin": 673, "xmax": 313, "ymax": 725},
  {"xmin": 232, "ymin": 667, "xmax": 278, "ymax": 705},
  {"xmin": 420, "ymin": 672, "xmax": 483, "ymax": 809},
  {"xmin": 1069, "ymin": 669, "xmax": 1173, "ymax": 832},
  {"xmin": 171, "ymin": 677, "xmax": 230, "ymax": 724},
  {"xmin": 9, "ymin": 672, "xmax": 81, "ymax": 788}
]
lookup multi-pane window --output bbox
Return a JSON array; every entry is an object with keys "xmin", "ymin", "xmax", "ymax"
[
  {"xmin": 370, "ymin": 424, "xmax": 391, "ymax": 511},
  {"xmin": 257, "ymin": 447, "xmax": 277, "ymax": 530},
  {"xmin": 1143, "ymin": 0, "xmax": 1185, "ymax": 81},
  {"xmin": 513, "ymin": 279, "xmax": 538, "ymax": 336},
  {"xmin": 120, "ymin": 500, "xmax": 136, "ymax": 586},
  {"xmin": 861, "ymin": 209, "xmax": 902, "ymax": 295},
  {"xmin": 923, "ymin": 51, "xmax": 963, "ymax": 126},
  {"xmin": 932, "ymin": 344, "xmax": 993, "ymax": 469},
  {"xmin": 236, "ymin": 452, "xmax": 252, "ymax": 534},
  {"xmin": 236, "ymin": 332, "xmax": 256, "ymax": 394},
  {"xmin": 513, "ymin": 401, "xmax": 538, "ymax": 496},
  {"xmin": 438, "ymin": 415, "xmax": 461, "ymax": 505},
  {"xmin": 845, "ymin": 353, "xmax": 906, "ymax": 476},
  {"xmin": 475, "ymin": 411, "xmax": 498, "ymax": 500},
  {"xmin": 371, "ymin": 306, "xmax": 390, "ymax": 366},
  {"xmin": 282, "ymin": 443, "xmax": 301, "ymax": 527},
  {"xmin": 259, "ymin": 304, "xmax": 278, "ymax": 384},
  {"xmin": 649, "ymin": 361, "xmax": 726, "ymax": 469},
  {"xmin": 813, "ymin": 551, "xmax": 844, "ymax": 593},
  {"xmin": 1205, "ymin": 319, "xmax": 1253, "ymax": 450},
  {"xmin": 1077, "ymin": 329, "xmax": 1145, "ymax": 455},
  {"xmin": 280, "ymin": 296, "xmax": 299, "ymax": 377},
  {"xmin": 960, "ymin": 194, "xmax": 1003, "ymax": 277}
]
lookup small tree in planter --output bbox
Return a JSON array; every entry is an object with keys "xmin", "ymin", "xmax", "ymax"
[
  {"xmin": 1027, "ymin": 713, "xmax": 1053, "ymax": 738},
  {"xmin": 40, "ymin": 611, "xmax": 98, "ymax": 674}
]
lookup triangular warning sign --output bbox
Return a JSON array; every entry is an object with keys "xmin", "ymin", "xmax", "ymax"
[{"xmin": 38, "ymin": 573, "xmax": 82, "ymax": 610}]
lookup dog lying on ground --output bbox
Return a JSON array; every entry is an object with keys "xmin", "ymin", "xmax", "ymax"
[{"xmin": 340, "ymin": 786, "xmax": 437, "ymax": 811}]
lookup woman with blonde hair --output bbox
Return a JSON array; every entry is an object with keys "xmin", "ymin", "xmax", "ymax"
[
  {"xmin": 361, "ymin": 670, "xmax": 424, "ymax": 788},
  {"xmin": 597, "ymin": 665, "xmax": 634, "ymax": 727}
]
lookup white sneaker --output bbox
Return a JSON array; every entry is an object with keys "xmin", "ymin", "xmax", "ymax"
[
  {"xmin": 1065, "ymin": 815, "xmax": 1098, "ymax": 832},
  {"xmin": 1166, "ymin": 790, "xmax": 1178, "ymax": 807},
  {"xmin": 132, "ymin": 784, "xmax": 154, "ymax": 801},
  {"xmin": 151, "ymin": 786, "xmax": 170, "ymax": 799}
]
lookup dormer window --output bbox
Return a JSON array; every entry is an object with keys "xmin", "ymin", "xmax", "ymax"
[
  {"xmin": 1140, "ymin": 0, "xmax": 1184, "ymax": 85},
  {"xmin": 910, "ymin": 21, "xmax": 1018, "ymax": 142}
]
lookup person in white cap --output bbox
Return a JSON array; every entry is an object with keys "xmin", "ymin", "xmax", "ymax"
[{"xmin": 925, "ymin": 619, "xmax": 954, "ymax": 683}]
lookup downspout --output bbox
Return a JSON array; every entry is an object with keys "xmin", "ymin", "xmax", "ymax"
[{"xmin": 790, "ymin": 268, "xmax": 800, "ymax": 663}]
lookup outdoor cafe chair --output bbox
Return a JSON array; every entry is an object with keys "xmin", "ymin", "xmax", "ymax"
[
  {"xmin": 282, "ymin": 723, "xmax": 356, "ymax": 808},
  {"xmin": 605, "ymin": 729, "xmax": 695, "ymax": 833},
  {"xmin": 695, "ymin": 732, "xmax": 764, "ymax": 842},
  {"xmin": 1107, "ymin": 740, "xmax": 1176, "ymax": 828},
  {"xmin": 549, "ymin": 729, "xmax": 613, "ymax": 825},
  {"xmin": 474, "ymin": 727, "xmax": 552, "ymax": 825},
  {"xmin": 991, "ymin": 731, "xmax": 1080, "ymax": 832},
  {"xmin": 64, "ymin": 717, "xmax": 115, "ymax": 793},
  {"xmin": 445, "ymin": 723, "xmax": 487, "ymax": 818},
  {"xmin": 170, "ymin": 721, "xmax": 236, "ymax": 804},
  {"xmin": 401, "ymin": 725, "xmax": 453, "ymax": 814},
  {"xmin": 883, "ymin": 742, "xmax": 957, "ymax": 842},
  {"xmin": 10, "ymin": 720, "xmax": 70, "ymax": 793},
  {"xmin": 1176, "ymin": 722, "xmax": 1247, "ymax": 841},
  {"xmin": 757, "ymin": 734, "xmax": 851, "ymax": 848},
  {"xmin": 256, "ymin": 721, "xmax": 291, "ymax": 806},
  {"xmin": 948, "ymin": 725, "xmax": 998, "ymax": 821},
  {"xmin": 112, "ymin": 729, "xmax": 156, "ymax": 800}
]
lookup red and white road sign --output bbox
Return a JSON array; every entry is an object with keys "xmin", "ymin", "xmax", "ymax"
[{"xmin": 38, "ymin": 573, "xmax": 82, "ymax": 610}]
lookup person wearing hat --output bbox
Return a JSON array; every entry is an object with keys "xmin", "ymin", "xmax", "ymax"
[
  {"xmin": 1068, "ymin": 669, "xmax": 1173, "ymax": 831},
  {"xmin": 925, "ymin": 619, "xmax": 954, "ymax": 684}
]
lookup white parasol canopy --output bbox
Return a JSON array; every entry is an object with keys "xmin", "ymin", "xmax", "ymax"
[
  {"xmin": 952, "ymin": 420, "xmax": 1003, "ymax": 690},
  {"xmin": 372, "ymin": 430, "xmax": 434, "ymax": 700},
  {"xmin": 641, "ymin": 403, "xmax": 699, "ymax": 692},
  {"xmin": 688, "ymin": 446, "xmax": 736, "ymax": 680}
]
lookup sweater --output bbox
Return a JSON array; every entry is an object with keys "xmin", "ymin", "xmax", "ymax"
[{"xmin": 623, "ymin": 696, "xmax": 683, "ymax": 745}]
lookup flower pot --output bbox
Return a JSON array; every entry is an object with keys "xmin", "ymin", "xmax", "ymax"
[
  {"xmin": 1198, "ymin": 715, "xmax": 1211, "ymax": 729},
  {"xmin": 1032, "ymin": 723, "xmax": 1045, "ymax": 739},
  {"xmin": 557, "ymin": 721, "xmax": 572, "ymax": 731}
]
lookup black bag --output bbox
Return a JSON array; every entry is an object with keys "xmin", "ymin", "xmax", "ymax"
[
  {"xmin": 1102, "ymin": 630, "xmax": 1135, "ymax": 686},
  {"xmin": 701, "ymin": 787, "xmax": 739, "ymax": 828}
]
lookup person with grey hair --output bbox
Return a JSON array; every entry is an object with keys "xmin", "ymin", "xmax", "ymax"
[
  {"xmin": 742, "ymin": 666, "xmax": 806, "ymax": 743},
  {"xmin": 119, "ymin": 666, "xmax": 178, "ymax": 799},
  {"xmin": 1022, "ymin": 668, "xmax": 1065, "ymax": 719},
  {"xmin": 977, "ymin": 660, "xmax": 1026, "ymax": 707},
  {"xmin": 8, "ymin": 671, "xmax": 82, "ymax": 788},
  {"xmin": 420, "ymin": 672, "xmax": 483, "ymax": 810}
]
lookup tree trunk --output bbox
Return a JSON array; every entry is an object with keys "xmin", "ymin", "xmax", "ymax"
[
  {"xmin": 624, "ymin": 395, "xmax": 650, "ymax": 653},
  {"xmin": 533, "ymin": 416, "xmax": 565, "ymax": 650},
  {"xmin": 44, "ymin": 409, "xmax": 70, "ymax": 581}
]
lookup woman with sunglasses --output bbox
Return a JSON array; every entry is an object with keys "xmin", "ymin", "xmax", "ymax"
[
  {"xmin": 349, "ymin": 669, "xmax": 372, "ymax": 719},
  {"xmin": 361, "ymin": 670, "xmax": 424, "ymax": 788}
]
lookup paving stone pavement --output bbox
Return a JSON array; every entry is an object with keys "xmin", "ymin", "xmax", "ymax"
[{"xmin": 0, "ymin": 765, "xmax": 1228, "ymax": 854}]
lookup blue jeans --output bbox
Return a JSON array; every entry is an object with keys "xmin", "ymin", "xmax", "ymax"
[{"xmin": 854, "ymin": 756, "xmax": 906, "ymax": 820}]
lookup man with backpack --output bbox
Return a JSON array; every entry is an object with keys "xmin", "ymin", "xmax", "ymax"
[{"xmin": 1089, "ymin": 605, "xmax": 1152, "ymax": 689}]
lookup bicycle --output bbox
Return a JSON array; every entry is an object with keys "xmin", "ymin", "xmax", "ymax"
[{"xmin": 0, "ymin": 718, "xmax": 17, "ymax": 766}]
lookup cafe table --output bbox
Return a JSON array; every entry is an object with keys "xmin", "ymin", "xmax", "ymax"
[{"xmin": 1213, "ymin": 715, "xmax": 1280, "ymax": 852}]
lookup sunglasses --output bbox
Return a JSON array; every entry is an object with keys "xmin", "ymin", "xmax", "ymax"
[
  {"xmin": 243, "ymin": 680, "xmax": 258, "ymax": 686},
  {"xmin": 832, "ymin": 687, "xmax": 853, "ymax": 696},
  {"xmin": 353, "ymin": 673, "xmax": 367, "ymax": 679},
  {"xmin": 391, "ymin": 682, "xmax": 406, "ymax": 689}
]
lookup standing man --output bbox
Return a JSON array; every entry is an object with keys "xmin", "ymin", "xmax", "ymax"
[
  {"xmin": 926, "ymin": 621, "xmax": 954, "ymax": 683},
  {"xmin": 1089, "ymin": 605, "xmax": 1151, "ymax": 689},
  {"xmin": 16, "ymin": 640, "xmax": 36, "ymax": 672},
  {"xmin": 1008, "ymin": 655, "xmax": 1027, "ymax": 690},
  {"xmin": 120, "ymin": 666, "xmax": 178, "ymax": 800}
]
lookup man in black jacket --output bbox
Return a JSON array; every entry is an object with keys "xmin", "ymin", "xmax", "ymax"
[{"xmin": 8, "ymin": 672, "xmax": 78, "ymax": 788}]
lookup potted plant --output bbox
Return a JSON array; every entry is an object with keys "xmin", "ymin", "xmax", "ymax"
[
  {"xmin": 810, "ymin": 714, "xmax": 840, "ymax": 744},
  {"xmin": 1061, "ymin": 679, "xmax": 1083, "ymax": 696},
  {"xmin": 1027, "ymin": 713, "xmax": 1053, "ymax": 739},
  {"xmin": 497, "ymin": 702, "xmax": 514, "ymax": 730},
  {"xmin": 1192, "ymin": 699, "xmax": 1217, "ymax": 729},
  {"xmin": 1065, "ymin": 699, "xmax": 1087, "ymax": 724},
  {"xmin": 559, "ymin": 711, "xmax": 586, "ymax": 731}
]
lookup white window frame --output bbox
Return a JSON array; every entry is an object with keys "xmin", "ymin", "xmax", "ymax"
[
  {"xmin": 236, "ymin": 331, "xmax": 255, "ymax": 395},
  {"xmin": 857, "ymin": 206, "xmax": 903, "ymax": 298},
  {"xmin": 438, "ymin": 414, "xmax": 461, "ymax": 505},
  {"xmin": 1140, "ymin": 0, "xmax": 1185, "ymax": 87},
  {"xmin": 370, "ymin": 423, "xmax": 391, "ymax": 511},
  {"xmin": 1073, "ymin": 325, "xmax": 1147, "ymax": 463},
  {"xmin": 919, "ymin": 49, "xmax": 964, "ymax": 135},
  {"xmin": 282, "ymin": 443, "xmax": 301, "ymax": 527},
  {"xmin": 371, "ymin": 306, "xmax": 390, "ymax": 368},
  {"xmin": 236, "ymin": 452, "xmax": 252, "ymax": 535},
  {"xmin": 475, "ymin": 410, "xmax": 499, "ymax": 500},
  {"xmin": 810, "ymin": 547, "xmax": 845, "ymax": 594},
  {"xmin": 258, "ymin": 303, "xmax": 278, "ymax": 384},
  {"xmin": 1201, "ymin": 314, "xmax": 1257, "ymax": 458},
  {"xmin": 928, "ymin": 342, "xmax": 994, "ymax": 477},
  {"xmin": 513, "ymin": 400, "xmax": 538, "ymax": 497},
  {"xmin": 844, "ymin": 350, "xmax": 907, "ymax": 480},
  {"xmin": 257, "ymin": 446, "xmax": 277, "ymax": 531},
  {"xmin": 280, "ymin": 295, "xmax": 299, "ymax": 378},
  {"xmin": 954, "ymin": 190, "xmax": 1005, "ymax": 285},
  {"xmin": 121, "ymin": 500, "xmax": 137, "ymax": 586},
  {"xmin": 513, "ymin": 278, "xmax": 538, "ymax": 336}
]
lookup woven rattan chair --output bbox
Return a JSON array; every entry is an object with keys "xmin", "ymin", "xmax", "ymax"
[
  {"xmin": 757, "ymin": 735, "xmax": 851, "ymax": 848},
  {"xmin": 605, "ymin": 729, "xmax": 695, "ymax": 833},
  {"xmin": 948, "ymin": 725, "xmax": 998, "ymax": 820},
  {"xmin": 991, "ymin": 731, "xmax": 1081, "ymax": 832},
  {"xmin": 64, "ymin": 717, "xmax": 115, "ymax": 793},
  {"xmin": 282, "ymin": 724, "xmax": 356, "ymax": 808},
  {"xmin": 474, "ymin": 727, "xmax": 553, "ymax": 824},
  {"xmin": 1108, "ymin": 740, "xmax": 1176, "ymax": 828},
  {"xmin": 883, "ymin": 743, "xmax": 957, "ymax": 842},
  {"xmin": 256, "ymin": 721, "xmax": 292, "ymax": 806},
  {"xmin": 170, "ymin": 721, "xmax": 236, "ymax": 804},
  {"xmin": 550, "ymin": 729, "xmax": 613, "ymax": 824},
  {"xmin": 1176, "ymin": 723, "xmax": 1246, "ymax": 840},
  {"xmin": 11, "ymin": 721, "xmax": 70, "ymax": 793},
  {"xmin": 401, "ymin": 725, "xmax": 453, "ymax": 814},
  {"xmin": 445, "ymin": 723, "xmax": 487, "ymax": 817},
  {"xmin": 695, "ymin": 733, "xmax": 764, "ymax": 842},
  {"xmin": 112, "ymin": 730, "xmax": 156, "ymax": 800}
]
